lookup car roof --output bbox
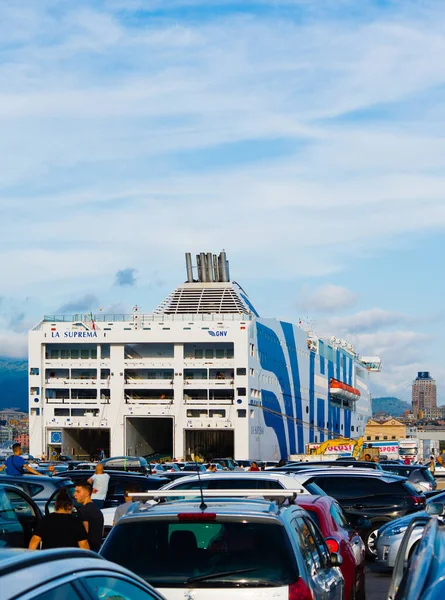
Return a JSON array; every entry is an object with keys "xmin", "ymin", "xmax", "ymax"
[
  {"xmin": 162, "ymin": 471, "xmax": 309, "ymax": 485},
  {"xmin": 383, "ymin": 464, "xmax": 428, "ymax": 470},
  {"xmin": 118, "ymin": 498, "xmax": 306, "ymax": 521},
  {"xmin": 301, "ymin": 469, "xmax": 407, "ymax": 482},
  {"xmin": 62, "ymin": 469, "xmax": 164, "ymax": 479},
  {"xmin": 0, "ymin": 473, "xmax": 67, "ymax": 483}
]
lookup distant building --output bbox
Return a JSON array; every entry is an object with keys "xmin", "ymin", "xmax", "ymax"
[
  {"xmin": 0, "ymin": 426, "xmax": 13, "ymax": 444},
  {"xmin": 364, "ymin": 418, "xmax": 406, "ymax": 442},
  {"xmin": 412, "ymin": 372, "xmax": 437, "ymax": 419},
  {"xmin": 14, "ymin": 432, "xmax": 29, "ymax": 451}
]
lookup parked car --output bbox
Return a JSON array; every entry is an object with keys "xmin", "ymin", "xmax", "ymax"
[
  {"xmin": 57, "ymin": 470, "xmax": 167, "ymax": 509},
  {"xmin": 375, "ymin": 494, "xmax": 445, "ymax": 571},
  {"xmin": 157, "ymin": 471, "xmax": 327, "ymax": 497},
  {"xmin": 100, "ymin": 456, "xmax": 151, "ymax": 473},
  {"xmin": 162, "ymin": 463, "xmax": 182, "ymax": 472},
  {"xmin": 0, "ymin": 483, "xmax": 42, "ymax": 547},
  {"xmin": 211, "ymin": 458, "xmax": 238, "ymax": 470},
  {"xmin": 380, "ymin": 464, "xmax": 436, "ymax": 492},
  {"xmin": 293, "ymin": 468, "xmax": 426, "ymax": 557},
  {"xmin": 275, "ymin": 460, "xmax": 382, "ymax": 471},
  {"xmin": 387, "ymin": 507, "xmax": 445, "ymax": 600},
  {"xmin": 101, "ymin": 496, "xmax": 344, "ymax": 599},
  {"xmin": 0, "ymin": 547, "xmax": 167, "ymax": 600},
  {"xmin": 297, "ymin": 495, "xmax": 366, "ymax": 600},
  {"xmin": 182, "ymin": 462, "xmax": 206, "ymax": 472},
  {"xmin": 0, "ymin": 474, "xmax": 73, "ymax": 511}
]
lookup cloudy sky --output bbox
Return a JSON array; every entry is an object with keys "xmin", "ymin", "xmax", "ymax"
[{"xmin": 0, "ymin": 0, "xmax": 444, "ymax": 403}]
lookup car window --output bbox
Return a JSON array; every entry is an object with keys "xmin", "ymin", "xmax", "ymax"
[
  {"xmin": 304, "ymin": 508, "xmax": 321, "ymax": 530},
  {"xmin": 312, "ymin": 476, "xmax": 389, "ymax": 497},
  {"xmin": 5, "ymin": 489, "xmax": 38, "ymax": 518},
  {"xmin": 330, "ymin": 502, "xmax": 349, "ymax": 529},
  {"xmin": 207, "ymin": 478, "xmax": 258, "ymax": 490},
  {"xmin": 83, "ymin": 575, "xmax": 159, "ymax": 600},
  {"xmin": 33, "ymin": 583, "xmax": 81, "ymax": 600},
  {"xmin": 0, "ymin": 488, "xmax": 17, "ymax": 522},
  {"xmin": 304, "ymin": 517, "xmax": 330, "ymax": 567},
  {"xmin": 102, "ymin": 519, "xmax": 298, "ymax": 586},
  {"xmin": 27, "ymin": 483, "xmax": 45, "ymax": 497},
  {"xmin": 293, "ymin": 516, "xmax": 323, "ymax": 575}
]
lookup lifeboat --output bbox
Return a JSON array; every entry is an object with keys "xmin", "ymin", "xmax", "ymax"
[{"xmin": 330, "ymin": 379, "xmax": 361, "ymax": 403}]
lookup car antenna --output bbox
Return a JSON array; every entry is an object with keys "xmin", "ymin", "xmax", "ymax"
[{"xmin": 194, "ymin": 461, "xmax": 207, "ymax": 511}]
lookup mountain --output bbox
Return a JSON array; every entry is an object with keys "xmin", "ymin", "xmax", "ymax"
[
  {"xmin": 0, "ymin": 358, "xmax": 28, "ymax": 411},
  {"xmin": 372, "ymin": 396, "xmax": 411, "ymax": 417}
]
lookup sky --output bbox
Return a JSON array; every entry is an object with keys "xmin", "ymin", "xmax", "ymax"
[{"xmin": 1, "ymin": 0, "xmax": 445, "ymax": 403}]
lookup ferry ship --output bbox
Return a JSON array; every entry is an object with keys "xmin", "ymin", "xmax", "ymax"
[{"xmin": 28, "ymin": 251, "xmax": 380, "ymax": 461}]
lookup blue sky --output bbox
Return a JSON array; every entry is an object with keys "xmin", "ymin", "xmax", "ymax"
[{"xmin": 0, "ymin": 0, "xmax": 445, "ymax": 403}]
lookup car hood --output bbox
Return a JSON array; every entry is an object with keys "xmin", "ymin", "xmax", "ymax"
[{"xmin": 378, "ymin": 510, "xmax": 428, "ymax": 535}]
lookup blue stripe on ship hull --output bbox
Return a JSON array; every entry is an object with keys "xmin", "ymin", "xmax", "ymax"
[
  {"xmin": 317, "ymin": 398, "xmax": 325, "ymax": 443},
  {"xmin": 261, "ymin": 390, "xmax": 288, "ymax": 460},
  {"xmin": 309, "ymin": 350, "xmax": 315, "ymax": 443},
  {"xmin": 281, "ymin": 322, "xmax": 304, "ymax": 453}
]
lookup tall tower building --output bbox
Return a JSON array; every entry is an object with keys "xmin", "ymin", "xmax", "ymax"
[{"xmin": 412, "ymin": 372, "xmax": 437, "ymax": 419}]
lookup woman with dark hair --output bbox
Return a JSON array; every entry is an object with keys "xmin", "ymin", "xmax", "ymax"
[{"xmin": 29, "ymin": 488, "xmax": 90, "ymax": 550}]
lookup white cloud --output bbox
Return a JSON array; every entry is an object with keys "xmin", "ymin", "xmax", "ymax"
[{"xmin": 298, "ymin": 284, "xmax": 358, "ymax": 313}]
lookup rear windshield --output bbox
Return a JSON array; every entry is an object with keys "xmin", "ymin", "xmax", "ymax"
[{"xmin": 102, "ymin": 519, "xmax": 298, "ymax": 587}]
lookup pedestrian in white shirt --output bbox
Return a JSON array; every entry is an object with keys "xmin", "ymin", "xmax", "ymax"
[{"xmin": 87, "ymin": 464, "xmax": 110, "ymax": 509}]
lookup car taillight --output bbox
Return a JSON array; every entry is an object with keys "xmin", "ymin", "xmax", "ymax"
[
  {"xmin": 177, "ymin": 513, "xmax": 216, "ymax": 520},
  {"xmin": 325, "ymin": 537, "xmax": 340, "ymax": 553},
  {"xmin": 289, "ymin": 577, "xmax": 314, "ymax": 600},
  {"xmin": 409, "ymin": 496, "xmax": 425, "ymax": 506}
]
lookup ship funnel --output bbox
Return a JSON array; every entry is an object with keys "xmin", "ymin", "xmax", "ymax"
[
  {"xmin": 185, "ymin": 253, "xmax": 193, "ymax": 282},
  {"xmin": 185, "ymin": 251, "xmax": 231, "ymax": 283}
]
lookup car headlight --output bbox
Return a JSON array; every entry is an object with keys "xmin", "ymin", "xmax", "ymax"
[{"xmin": 383, "ymin": 525, "xmax": 408, "ymax": 537}]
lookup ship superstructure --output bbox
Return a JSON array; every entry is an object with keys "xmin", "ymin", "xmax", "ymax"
[{"xmin": 28, "ymin": 252, "xmax": 380, "ymax": 461}]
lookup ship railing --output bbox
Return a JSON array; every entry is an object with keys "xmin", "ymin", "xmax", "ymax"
[{"xmin": 39, "ymin": 312, "xmax": 253, "ymax": 324}]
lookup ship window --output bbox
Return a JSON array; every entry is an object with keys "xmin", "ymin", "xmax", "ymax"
[
  {"xmin": 30, "ymin": 368, "xmax": 39, "ymax": 375},
  {"xmin": 237, "ymin": 409, "xmax": 247, "ymax": 418},
  {"xmin": 215, "ymin": 349, "xmax": 224, "ymax": 359},
  {"xmin": 54, "ymin": 408, "xmax": 70, "ymax": 417},
  {"xmin": 237, "ymin": 368, "xmax": 246, "ymax": 376},
  {"xmin": 205, "ymin": 349, "xmax": 213, "ymax": 359},
  {"xmin": 60, "ymin": 350, "xmax": 69, "ymax": 359},
  {"xmin": 351, "ymin": 426, "xmax": 354, "ymax": 432},
  {"xmin": 366, "ymin": 436, "xmax": 371, "ymax": 440},
  {"xmin": 250, "ymin": 344, "xmax": 255, "ymax": 357},
  {"xmin": 31, "ymin": 387, "xmax": 40, "ymax": 395},
  {"xmin": 392, "ymin": 436, "xmax": 396, "ymax": 440},
  {"xmin": 250, "ymin": 368, "xmax": 255, "ymax": 376},
  {"xmin": 227, "ymin": 349, "xmax": 234, "ymax": 358},
  {"xmin": 101, "ymin": 344, "xmax": 111, "ymax": 359},
  {"xmin": 375, "ymin": 436, "xmax": 380, "ymax": 441},
  {"xmin": 31, "ymin": 408, "xmax": 40, "ymax": 416},
  {"xmin": 383, "ymin": 436, "xmax": 388, "ymax": 440},
  {"xmin": 209, "ymin": 409, "xmax": 226, "ymax": 418},
  {"xmin": 81, "ymin": 350, "xmax": 89, "ymax": 359},
  {"xmin": 195, "ymin": 349, "xmax": 203, "ymax": 359},
  {"xmin": 237, "ymin": 388, "xmax": 246, "ymax": 396},
  {"xmin": 91, "ymin": 349, "xmax": 97, "ymax": 359},
  {"xmin": 71, "ymin": 350, "xmax": 79, "ymax": 359},
  {"xmin": 306, "ymin": 406, "xmax": 309, "ymax": 414},
  {"xmin": 50, "ymin": 350, "xmax": 59, "ymax": 359}
]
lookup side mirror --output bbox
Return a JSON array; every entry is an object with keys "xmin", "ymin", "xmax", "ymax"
[
  {"xmin": 330, "ymin": 552, "xmax": 343, "ymax": 567},
  {"xmin": 425, "ymin": 502, "xmax": 445, "ymax": 516}
]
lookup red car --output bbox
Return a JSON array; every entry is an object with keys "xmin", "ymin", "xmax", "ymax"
[{"xmin": 297, "ymin": 495, "xmax": 366, "ymax": 600}]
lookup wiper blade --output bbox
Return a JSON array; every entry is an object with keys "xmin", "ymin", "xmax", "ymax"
[{"xmin": 187, "ymin": 568, "xmax": 259, "ymax": 584}]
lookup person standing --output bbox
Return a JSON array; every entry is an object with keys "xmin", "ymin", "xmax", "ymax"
[
  {"xmin": 28, "ymin": 488, "xmax": 89, "ymax": 550},
  {"xmin": 87, "ymin": 464, "xmax": 110, "ymax": 509},
  {"xmin": 248, "ymin": 461, "xmax": 260, "ymax": 472},
  {"xmin": 0, "ymin": 443, "xmax": 42, "ymax": 476},
  {"xmin": 112, "ymin": 485, "xmax": 139, "ymax": 526},
  {"xmin": 74, "ymin": 482, "xmax": 104, "ymax": 552},
  {"xmin": 428, "ymin": 456, "xmax": 436, "ymax": 475}
]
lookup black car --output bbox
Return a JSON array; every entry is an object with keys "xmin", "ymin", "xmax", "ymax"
[
  {"xmin": 100, "ymin": 456, "xmax": 151, "ymax": 473},
  {"xmin": 279, "ymin": 460, "xmax": 382, "ymax": 470},
  {"xmin": 57, "ymin": 470, "xmax": 167, "ymax": 508},
  {"xmin": 0, "ymin": 483, "xmax": 42, "ymax": 548},
  {"xmin": 303, "ymin": 471, "xmax": 426, "ymax": 558},
  {"xmin": 0, "ymin": 474, "xmax": 73, "ymax": 512},
  {"xmin": 380, "ymin": 464, "xmax": 436, "ymax": 492}
]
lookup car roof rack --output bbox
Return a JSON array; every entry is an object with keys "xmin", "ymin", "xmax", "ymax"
[{"xmin": 129, "ymin": 490, "xmax": 299, "ymax": 502}]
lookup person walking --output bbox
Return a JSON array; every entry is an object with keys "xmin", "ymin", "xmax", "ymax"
[
  {"xmin": 428, "ymin": 455, "xmax": 436, "ymax": 475},
  {"xmin": 113, "ymin": 485, "xmax": 139, "ymax": 526},
  {"xmin": 87, "ymin": 464, "xmax": 110, "ymax": 509},
  {"xmin": 74, "ymin": 482, "xmax": 104, "ymax": 552},
  {"xmin": 0, "ymin": 443, "xmax": 42, "ymax": 476},
  {"xmin": 28, "ymin": 488, "xmax": 89, "ymax": 550}
]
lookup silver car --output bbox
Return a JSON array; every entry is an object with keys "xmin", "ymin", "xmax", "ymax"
[
  {"xmin": 1, "ymin": 547, "xmax": 166, "ymax": 600},
  {"xmin": 375, "ymin": 497, "xmax": 445, "ymax": 570}
]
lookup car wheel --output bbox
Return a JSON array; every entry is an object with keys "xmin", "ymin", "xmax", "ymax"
[{"xmin": 364, "ymin": 524, "xmax": 383, "ymax": 559}]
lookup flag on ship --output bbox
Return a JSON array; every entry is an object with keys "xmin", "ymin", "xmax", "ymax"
[{"xmin": 89, "ymin": 312, "xmax": 96, "ymax": 330}]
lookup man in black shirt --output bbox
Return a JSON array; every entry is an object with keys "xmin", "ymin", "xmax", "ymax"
[
  {"xmin": 29, "ymin": 488, "xmax": 89, "ymax": 550},
  {"xmin": 74, "ymin": 481, "xmax": 104, "ymax": 552}
]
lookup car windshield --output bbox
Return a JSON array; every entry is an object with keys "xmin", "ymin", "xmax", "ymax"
[{"xmin": 101, "ymin": 518, "xmax": 298, "ymax": 587}]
